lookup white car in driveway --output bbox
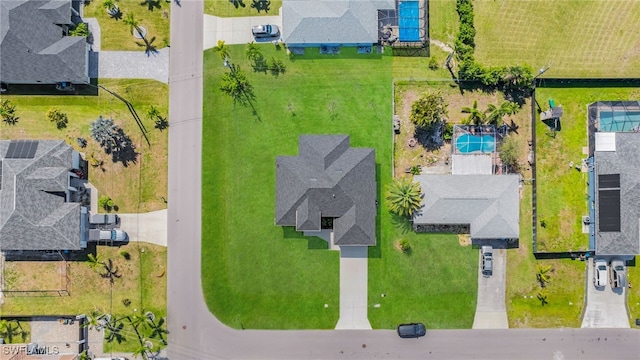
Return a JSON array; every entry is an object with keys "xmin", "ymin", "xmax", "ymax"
[{"xmin": 593, "ymin": 259, "xmax": 607, "ymax": 288}]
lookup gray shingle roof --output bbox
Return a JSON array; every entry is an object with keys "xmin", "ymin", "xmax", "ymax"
[
  {"xmin": 0, "ymin": 0, "xmax": 89, "ymax": 84},
  {"xmin": 0, "ymin": 140, "xmax": 82, "ymax": 250},
  {"xmin": 276, "ymin": 135, "xmax": 377, "ymax": 246},
  {"xmin": 594, "ymin": 132, "xmax": 640, "ymax": 255},
  {"xmin": 413, "ymin": 175, "xmax": 520, "ymax": 239},
  {"xmin": 282, "ymin": 0, "xmax": 395, "ymax": 45}
]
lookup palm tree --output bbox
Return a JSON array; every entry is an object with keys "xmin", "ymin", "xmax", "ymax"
[
  {"xmin": 213, "ymin": 40, "xmax": 230, "ymax": 61},
  {"xmin": 146, "ymin": 105, "xmax": 160, "ymax": 121},
  {"xmin": 132, "ymin": 338, "xmax": 153, "ymax": 360},
  {"xmin": 82, "ymin": 307, "xmax": 105, "ymax": 330},
  {"xmin": 87, "ymin": 253, "xmax": 105, "ymax": 271},
  {"xmin": 220, "ymin": 64, "xmax": 255, "ymax": 107},
  {"xmin": 144, "ymin": 311, "xmax": 168, "ymax": 345},
  {"xmin": 101, "ymin": 259, "xmax": 122, "ymax": 284},
  {"xmin": 103, "ymin": 316, "xmax": 126, "ymax": 344},
  {"xmin": 0, "ymin": 99, "xmax": 19, "ymax": 125},
  {"xmin": 124, "ymin": 13, "xmax": 144, "ymax": 38},
  {"xmin": 486, "ymin": 101, "xmax": 519, "ymax": 126},
  {"xmin": 461, "ymin": 100, "xmax": 485, "ymax": 125},
  {"xmin": 245, "ymin": 42, "xmax": 262, "ymax": 61},
  {"xmin": 385, "ymin": 177, "xmax": 423, "ymax": 217},
  {"xmin": 0, "ymin": 320, "xmax": 23, "ymax": 343}
]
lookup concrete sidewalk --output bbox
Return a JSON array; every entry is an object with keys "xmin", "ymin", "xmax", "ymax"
[
  {"xmin": 335, "ymin": 246, "xmax": 371, "ymax": 330},
  {"xmin": 119, "ymin": 209, "xmax": 168, "ymax": 247},
  {"xmin": 204, "ymin": 12, "xmax": 282, "ymax": 49}
]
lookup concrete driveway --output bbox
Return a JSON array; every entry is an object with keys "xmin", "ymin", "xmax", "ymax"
[
  {"xmin": 581, "ymin": 258, "xmax": 629, "ymax": 328},
  {"xmin": 472, "ymin": 245, "xmax": 508, "ymax": 329},
  {"xmin": 204, "ymin": 13, "xmax": 282, "ymax": 49},
  {"xmin": 119, "ymin": 210, "xmax": 167, "ymax": 247},
  {"xmin": 335, "ymin": 246, "xmax": 371, "ymax": 330}
]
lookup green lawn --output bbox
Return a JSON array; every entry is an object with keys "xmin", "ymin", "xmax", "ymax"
[
  {"xmin": 83, "ymin": 0, "xmax": 170, "ymax": 51},
  {"xmin": 205, "ymin": 0, "xmax": 282, "ymax": 17},
  {"xmin": 1, "ymin": 79, "xmax": 169, "ymax": 213},
  {"xmin": 628, "ymin": 259, "xmax": 640, "ymax": 327},
  {"xmin": 428, "ymin": 0, "xmax": 457, "ymax": 45},
  {"xmin": 473, "ymin": 0, "xmax": 640, "ymax": 77},
  {"xmin": 202, "ymin": 45, "xmax": 477, "ymax": 329}
]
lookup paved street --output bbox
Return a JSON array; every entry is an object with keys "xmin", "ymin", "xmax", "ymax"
[
  {"xmin": 473, "ymin": 245, "xmax": 508, "ymax": 329},
  {"xmin": 167, "ymin": 2, "xmax": 640, "ymax": 359},
  {"xmin": 581, "ymin": 258, "xmax": 629, "ymax": 328}
]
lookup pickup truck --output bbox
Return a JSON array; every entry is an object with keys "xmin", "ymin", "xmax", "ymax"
[
  {"xmin": 89, "ymin": 229, "xmax": 128, "ymax": 242},
  {"xmin": 90, "ymin": 213, "xmax": 119, "ymax": 225}
]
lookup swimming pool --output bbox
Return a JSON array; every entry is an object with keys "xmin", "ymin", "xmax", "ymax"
[
  {"xmin": 455, "ymin": 134, "xmax": 496, "ymax": 153},
  {"xmin": 599, "ymin": 110, "xmax": 640, "ymax": 132},
  {"xmin": 398, "ymin": 1, "xmax": 420, "ymax": 42}
]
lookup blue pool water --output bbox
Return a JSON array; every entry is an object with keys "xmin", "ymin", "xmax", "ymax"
[
  {"xmin": 456, "ymin": 134, "xmax": 496, "ymax": 153},
  {"xmin": 599, "ymin": 111, "xmax": 640, "ymax": 132},
  {"xmin": 398, "ymin": 1, "xmax": 420, "ymax": 42}
]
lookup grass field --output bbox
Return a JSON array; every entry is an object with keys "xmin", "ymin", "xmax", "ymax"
[
  {"xmin": 205, "ymin": 0, "xmax": 282, "ymax": 17},
  {"xmin": 0, "ymin": 79, "xmax": 169, "ymax": 213},
  {"xmin": 0, "ymin": 243, "xmax": 167, "ymax": 352},
  {"xmin": 83, "ymin": 0, "xmax": 171, "ymax": 51},
  {"xmin": 428, "ymin": 0, "xmax": 457, "ymax": 45},
  {"xmin": 628, "ymin": 259, "xmax": 640, "ymax": 327},
  {"xmin": 202, "ymin": 44, "xmax": 478, "ymax": 329},
  {"xmin": 473, "ymin": 0, "xmax": 640, "ymax": 77}
]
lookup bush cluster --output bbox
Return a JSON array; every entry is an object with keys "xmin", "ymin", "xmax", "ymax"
[{"xmin": 454, "ymin": 0, "xmax": 534, "ymax": 91}]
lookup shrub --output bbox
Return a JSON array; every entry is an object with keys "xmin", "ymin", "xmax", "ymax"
[
  {"xmin": 98, "ymin": 195, "xmax": 112, "ymax": 211},
  {"xmin": 120, "ymin": 250, "xmax": 131, "ymax": 260},
  {"xmin": 0, "ymin": 99, "xmax": 19, "ymax": 125},
  {"xmin": 122, "ymin": 298, "xmax": 131, "ymax": 307},
  {"xmin": 428, "ymin": 57, "xmax": 439, "ymax": 71},
  {"xmin": 442, "ymin": 121, "xmax": 454, "ymax": 141},
  {"xmin": 70, "ymin": 23, "xmax": 89, "ymax": 38},
  {"xmin": 77, "ymin": 137, "xmax": 88, "ymax": 148},
  {"xmin": 398, "ymin": 239, "xmax": 411, "ymax": 253},
  {"xmin": 410, "ymin": 91, "xmax": 448, "ymax": 128},
  {"xmin": 47, "ymin": 107, "xmax": 69, "ymax": 130}
]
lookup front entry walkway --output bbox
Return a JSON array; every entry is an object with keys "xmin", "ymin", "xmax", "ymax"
[{"xmin": 335, "ymin": 246, "xmax": 371, "ymax": 330}]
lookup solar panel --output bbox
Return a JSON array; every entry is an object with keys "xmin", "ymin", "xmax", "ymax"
[
  {"xmin": 599, "ymin": 174, "xmax": 620, "ymax": 189},
  {"xmin": 4, "ymin": 140, "xmax": 38, "ymax": 159},
  {"xmin": 598, "ymin": 189, "xmax": 621, "ymax": 232}
]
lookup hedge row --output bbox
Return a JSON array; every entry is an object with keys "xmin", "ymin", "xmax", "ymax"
[{"xmin": 454, "ymin": 0, "xmax": 533, "ymax": 90}]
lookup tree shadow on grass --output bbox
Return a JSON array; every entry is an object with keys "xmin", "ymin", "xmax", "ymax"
[
  {"xmin": 229, "ymin": 0, "xmax": 246, "ymax": 8},
  {"xmin": 103, "ymin": 129, "xmax": 139, "ymax": 167},
  {"xmin": 390, "ymin": 213, "xmax": 413, "ymax": 234}
]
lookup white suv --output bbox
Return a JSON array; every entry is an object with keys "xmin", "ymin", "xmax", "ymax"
[{"xmin": 593, "ymin": 259, "xmax": 607, "ymax": 287}]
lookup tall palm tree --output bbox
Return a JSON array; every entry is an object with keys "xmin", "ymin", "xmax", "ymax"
[
  {"xmin": 103, "ymin": 316, "xmax": 126, "ymax": 344},
  {"xmin": 132, "ymin": 338, "xmax": 153, "ymax": 360},
  {"xmin": 87, "ymin": 253, "xmax": 104, "ymax": 271},
  {"xmin": 486, "ymin": 101, "xmax": 519, "ymax": 127},
  {"xmin": 82, "ymin": 307, "xmax": 105, "ymax": 330},
  {"xmin": 385, "ymin": 177, "xmax": 423, "ymax": 217},
  {"xmin": 124, "ymin": 13, "xmax": 144, "ymax": 38},
  {"xmin": 461, "ymin": 100, "xmax": 486, "ymax": 125},
  {"xmin": 213, "ymin": 40, "xmax": 230, "ymax": 61},
  {"xmin": 101, "ymin": 259, "xmax": 122, "ymax": 284}
]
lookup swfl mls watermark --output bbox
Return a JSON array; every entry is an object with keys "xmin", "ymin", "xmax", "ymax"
[{"xmin": 2, "ymin": 344, "xmax": 60, "ymax": 356}]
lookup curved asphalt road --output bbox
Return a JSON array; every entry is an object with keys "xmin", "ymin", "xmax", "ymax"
[{"xmin": 167, "ymin": 1, "xmax": 640, "ymax": 359}]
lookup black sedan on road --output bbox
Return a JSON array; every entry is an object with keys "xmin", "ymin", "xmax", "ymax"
[{"xmin": 397, "ymin": 323, "xmax": 426, "ymax": 338}]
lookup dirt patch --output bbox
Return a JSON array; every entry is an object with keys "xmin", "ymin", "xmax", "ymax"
[{"xmin": 458, "ymin": 234, "xmax": 471, "ymax": 247}]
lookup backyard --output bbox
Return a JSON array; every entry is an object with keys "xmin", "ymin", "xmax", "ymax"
[
  {"xmin": 201, "ymin": 44, "xmax": 478, "ymax": 329},
  {"xmin": 83, "ymin": 0, "xmax": 171, "ymax": 51},
  {"xmin": 0, "ymin": 79, "xmax": 169, "ymax": 213},
  {"xmin": 0, "ymin": 243, "xmax": 167, "ymax": 352}
]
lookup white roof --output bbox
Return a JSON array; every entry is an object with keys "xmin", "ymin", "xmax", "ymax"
[
  {"xmin": 595, "ymin": 132, "xmax": 616, "ymax": 152},
  {"xmin": 451, "ymin": 154, "xmax": 492, "ymax": 175}
]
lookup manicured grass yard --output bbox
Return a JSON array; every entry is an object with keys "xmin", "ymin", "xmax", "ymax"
[
  {"xmin": 473, "ymin": 1, "xmax": 640, "ymax": 77},
  {"xmin": 205, "ymin": 0, "xmax": 282, "ymax": 17},
  {"xmin": 83, "ymin": 0, "xmax": 170, "ymax": 51},
  {"xmin": 628, "ymin": 259, "xmax": 640, "ymax": 327},
  {"xmin": 1, "ymin": 79, "xmax": 168, "ymax": 213},
  {"xmin": 0, "ymin": 243, "xmax": 167, "ymax": 352},
  {"xmin": 202, "ymin": 44, "xmax": 478, "ymax": 329}
]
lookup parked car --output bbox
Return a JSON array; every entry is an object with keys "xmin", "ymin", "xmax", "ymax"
[
  {"xmin": 252, "ymin": 24, "xmax": 280, "ymax": 38},
  {"xmin": 481, "ymin": 245, "xmax": 493, "ymax": 277},
  {"xmin": 593, "ymin": 259, "xmax": 607, "ymax": 287},
  {"xmin": 397, "ymin": 323, "xmax": 426, "ymax": 338},
  {"xmin": 609, "ymin": 259, "xmax": 626, "ymax": 288}
]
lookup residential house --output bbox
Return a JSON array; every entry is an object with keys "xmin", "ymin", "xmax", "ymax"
[
  {"xmin": 275, "ymin": 135, "xmax": 377, "ymax": 246},
  {"xmin": 0, "ymin": 0, "xmax": 89, "ymax": 86}
]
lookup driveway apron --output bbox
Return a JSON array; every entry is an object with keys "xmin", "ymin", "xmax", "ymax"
[
  {"xmin": 581, "ymin": 258, "xmax": 629, "ymax": 328},
  {"xmin": 204, "ymin": 13, "xmax": 283, "ymax": 49}
]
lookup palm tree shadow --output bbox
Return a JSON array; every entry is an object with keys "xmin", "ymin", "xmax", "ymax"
[
  {"xmin": 390, "ymin": 213, "xmax": 413, "ymax": 234},
  {"xmin": 229, "ymin": 0, "xmax": 246, "ymax": 8},
  {"xmin": 136, "ymin": 36, "xmax": 159, "ymax": 57},
  {"xmin": 141, "ymin": 0, "xmax": 162, "ymax": 11}
]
